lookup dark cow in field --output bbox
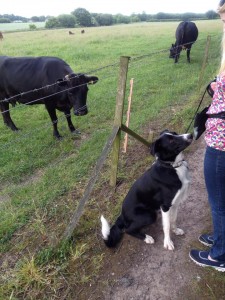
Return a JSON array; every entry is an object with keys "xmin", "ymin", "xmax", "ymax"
[
  {"xmin": 169, "ymin": 21, "xmax": 198, "ymax": 63},
  {"xmin": 0, "ymin": 32, "xmax": 3, "ymax": 40},
  {"xmin": 0, "ymin": 56, "xmax": 98, "ymax": 138},
  {"xmin": 69, "ymin": 31, "xmax": 75, "ymax": 35},
  {"xmin": 81, "ymin": 30, "xmax": 85, "ymax": 34}
]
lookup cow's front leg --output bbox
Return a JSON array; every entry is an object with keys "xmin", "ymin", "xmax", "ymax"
[
  {"xmin": 0, "ymin": 102, "xmax": 19, "ymax": 131},
  {"xmin": 174, "ymin": 50, "xmax": 180, "ymax": 63},
  {"xmin": 45, "ymin": 107, "xmax": 61, "ymax": 139},
  {"xmin": 64, "ymin": 109, "xmax": 80, "ymax": 134},
  {"xmin": 187, "ymin": 49, "xmax": 191, "ymax": 63},
  {"xmin": 161, "ymin": 208, "xmax": 174, "ymax": 250}
]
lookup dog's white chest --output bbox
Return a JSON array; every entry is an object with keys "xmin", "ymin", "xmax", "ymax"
[
  {"xmin": 172, "ymin": 162, "xmax": 190, "ymax": 205},
  {"xmin": 176, "ymin": 161, "xmax": 190, "ymax": 184}
]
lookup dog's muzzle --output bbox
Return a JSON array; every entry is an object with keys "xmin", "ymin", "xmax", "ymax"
[{"xmin": 185, "ymin": 133, "xmax": 193, "ymax": 144}]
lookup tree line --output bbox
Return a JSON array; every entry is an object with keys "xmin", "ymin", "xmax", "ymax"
[{"xmin": 0, "ymin": 8, "xmax": 219, "ymax": 28}]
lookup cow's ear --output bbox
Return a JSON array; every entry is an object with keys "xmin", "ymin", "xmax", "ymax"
[
  {"xmin": 57, "ymin": 79, "xmax": 67, "ymax": 86},
  {"xmin": 86, "ymin": 76, "xmax": 99, "ymax": 85}
]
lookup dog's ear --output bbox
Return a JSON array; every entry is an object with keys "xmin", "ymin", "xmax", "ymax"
[
  {"xmin": 150, "ymin": 139, "xmax": 160, "ymax": 156},
  {"xmin": 150, "ymin": 142, "xmax": 155, "ymax": 156},
  {"xmin": 160, "ymin": 129, "xmax": 169, "ymax": 135}
]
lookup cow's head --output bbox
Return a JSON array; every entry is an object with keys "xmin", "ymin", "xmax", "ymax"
[
  {"xmin": 169, "ymin": 44, "xmax": 177, "ymax": 59},
  {"xmin": 58, "ymin": 73, "xmax": 98, "ymax": 116},
  {"xmin": 169, "ymin": 44, "xmax": 181, "ymax": 63}
]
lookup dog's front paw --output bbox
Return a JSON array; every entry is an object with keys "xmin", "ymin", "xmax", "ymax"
[
  {"xmin": 144, "ymin": 235, "xmax": 155, "ymax": 244},
  {"xmin": 173, "ymin": 228, "xmax": 184, "ymax": 235},
  {"xmin": 164, "ymin": 239, "xmax": 174, "ymax": 250}
]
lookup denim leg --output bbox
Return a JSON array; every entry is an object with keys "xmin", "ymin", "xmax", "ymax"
[{"xmin": 204, "ymin": 146, "xmax": 225, "ymax": 261}]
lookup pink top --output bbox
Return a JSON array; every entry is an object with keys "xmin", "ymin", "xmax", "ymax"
[{"xmin": 205, "ymin": 74, "xmax": 225, "ymax": 151}]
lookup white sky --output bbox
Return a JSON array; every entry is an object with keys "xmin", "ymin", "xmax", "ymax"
[{"xmin": 1, "ymin": 0, "xmax": 219, "ymax": 18}]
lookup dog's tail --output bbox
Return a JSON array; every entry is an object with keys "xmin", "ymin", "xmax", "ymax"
[{"xmin": 100, "ymin": 215, "xmax": 124, "ymax": 248}]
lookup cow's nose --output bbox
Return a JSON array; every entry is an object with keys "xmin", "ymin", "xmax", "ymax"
[{"xmin": 74, "ymin": 107, "xmax": 88, "ymax": 116}]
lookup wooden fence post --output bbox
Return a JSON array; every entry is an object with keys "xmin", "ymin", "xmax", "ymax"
[
  {"xmin": 123, "ymin": 78, "xmax": 134, "ymax": 153},
  {"xmin": 110, "ymin": 56, "xmax": 130, "ymax": 187}
]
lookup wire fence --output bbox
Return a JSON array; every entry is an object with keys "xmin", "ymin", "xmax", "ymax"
[
  {"xmin": 0, "ymin": 35, "xmax": 218, "ymax": 163},
  {"xmin": 0, "ymin": 33, "xmax": 220, "ymax": 247}
]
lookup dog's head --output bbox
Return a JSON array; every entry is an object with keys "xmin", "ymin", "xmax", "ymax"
[{"xmin": 150, "ymin": 130, "xmax": 193, "ymax": 162}]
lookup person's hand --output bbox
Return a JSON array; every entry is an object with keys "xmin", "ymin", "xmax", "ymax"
[{"xmin": 210, "ymin": 81, "xmax": 217, "ymax": 91}]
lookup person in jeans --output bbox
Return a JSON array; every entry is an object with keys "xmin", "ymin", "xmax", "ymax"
[{"xmin": 189, "ymin": 0, "xmax": 225, "ymax": 272}]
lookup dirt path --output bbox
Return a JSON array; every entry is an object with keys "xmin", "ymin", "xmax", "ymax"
[{"xmin": 94, "ymin": 136, "xmax": 212, "ymax": 300}]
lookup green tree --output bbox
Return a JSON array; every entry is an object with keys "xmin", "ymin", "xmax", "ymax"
[
  {"xmin": 71, "ymin": 8, "xmax": 92, "ymax": 27},
  {"xmin": 0, "ymin": 18, "xmax": 11, "ymax": 23},
  {"xmin": 91, "ymin": 16, "xmax": 98, "ymax": 26},
  {"xmin": 94, "ymin": 14, "xmax": 113, "ymax": 26},
  {"xmin": 139, "ymin": 11, "xmax": 148, "ymax": 21},
  {"xmin": 31, "ymin": 16, "xmax": 40, "ymax": 22},
  {"xmin": 58, "ymin": 14, "xmax": 76, "ymax": 28},
  {"xmin": 156, "ymin": 12, "xmax": 168, "ymax": 20},
  {"xmin": 130, "ymin": 14, "xmax": 141, "ymax": 23},
  {"xmin": 114, "ymin": 14, "xmax": 130, "ymax": 24},
  {"xmin": 39, "ymin": 16, "xmax": 46, "ymax": 22},
  {"xmin": 31, "ymin": 16, "xmax": 46, "ymax": 22},
  {"xmin": 45, "ymin": 17, "xmax": 60, "ymax": 28},
  {"xmin": 206, "ymin": 10, "xmax": 218, "ymax": 19}
]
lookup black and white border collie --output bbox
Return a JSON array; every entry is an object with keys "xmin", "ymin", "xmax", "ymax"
[{"xmin": 101, "ymin": 130, "xmax": 193, "ymax": 250}]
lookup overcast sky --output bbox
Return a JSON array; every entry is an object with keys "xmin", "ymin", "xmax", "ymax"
[{"xmin": 1, "ymin": 0, "xmax": 219, "ymax": 18}]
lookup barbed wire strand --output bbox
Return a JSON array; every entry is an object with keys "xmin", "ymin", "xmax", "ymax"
[{"xmin": 0, "ymin": 34, "xmax": 217, "ymax": 105}]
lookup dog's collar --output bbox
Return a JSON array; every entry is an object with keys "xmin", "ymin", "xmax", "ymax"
[{"xmin": 157, "ymin": 159, "xmax": 186, "ymax": 169}]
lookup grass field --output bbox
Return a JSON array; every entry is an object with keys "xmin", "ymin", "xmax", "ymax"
[
  {"xmin": 0, "ymin": 20, "xmax": 224, "ymax": 299},
  {"xmin": 0, "ymin": 22, "xmax": 45, "ymax": 32}
]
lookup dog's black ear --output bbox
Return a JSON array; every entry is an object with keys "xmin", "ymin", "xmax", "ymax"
[
  {"xmin": 160, "ymin": 129, "xmax": 169, "ymax": 135},
  {"xmin": 150, "ymin": 142, "xmax": 155, "ymax": 156},
  {"xmin": 150, "ymin": 139, "xmax": 160, "ymax": 156}
]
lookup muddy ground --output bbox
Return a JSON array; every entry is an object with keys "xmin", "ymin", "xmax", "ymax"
[{"xmin": 87, "ymin": 136, "xmax": 214, "ymax": 300}]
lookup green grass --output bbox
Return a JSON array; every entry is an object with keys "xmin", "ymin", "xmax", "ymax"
[
  {"xmin": 0, "ymin": 22, "xmax": 45, "ymax": 31},
  {"xmin": 0, "ymin": 20, "xmax": 224, "ymax": 299}
]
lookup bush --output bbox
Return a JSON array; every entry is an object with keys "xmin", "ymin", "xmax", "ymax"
[{"xmin": 29, "ymin": 24, "xmax": 37, "ymax": 30}]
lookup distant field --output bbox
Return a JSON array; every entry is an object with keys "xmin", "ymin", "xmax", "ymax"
[{"xmin": 0, "ymin": 22, "xmax": 45, "ymax": 31}]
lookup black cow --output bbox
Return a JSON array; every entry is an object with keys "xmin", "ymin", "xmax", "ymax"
[
  {"xmin": 0, "ymin": 56, "xmax": 98, "ymax": 138},
  {"xmin": 169, "ymin": 21, "xmax": 198, "ymax": 63}
]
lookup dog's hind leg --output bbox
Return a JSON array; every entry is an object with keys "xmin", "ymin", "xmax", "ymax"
[
  {"xmin": 126, "ymin": 226, "xmax": 155, "ymax": 244},
  {"xmin": 144, "ymin": 235, "xmax": 155, "ymax": 244},
  {"xmin": 125, "ymin": 213, "xmax": 155, "ymax": 244}
]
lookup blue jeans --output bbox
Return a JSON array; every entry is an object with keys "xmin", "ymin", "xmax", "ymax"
[{"xmin": 204, "ymin": 146, "xmax": 225, "ymax": 261}]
